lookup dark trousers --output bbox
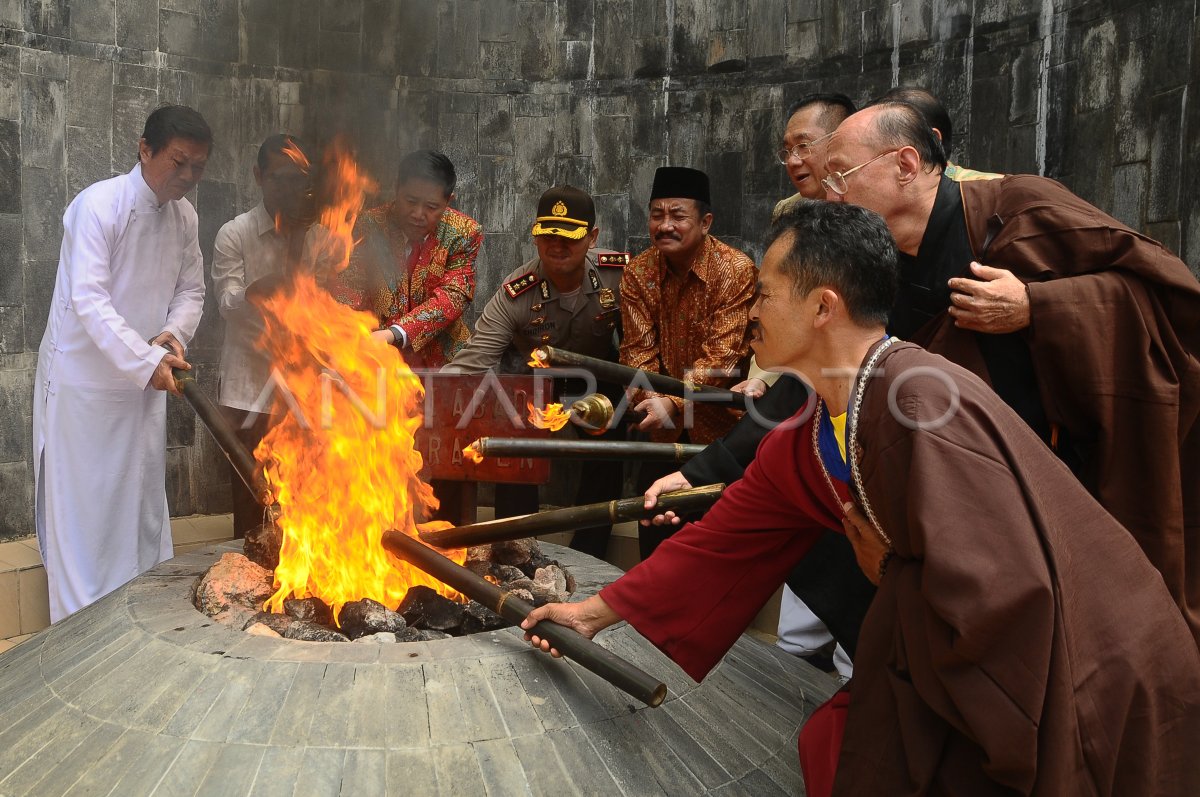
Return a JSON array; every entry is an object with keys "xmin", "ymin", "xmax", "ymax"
[
  {"xmin": 634, "ymin": 431, "xmax": 695, "ymax": 561},
  {"xmin": 220, "ymin": 406, "xmax": 275, "ymax": 539},
  {"xmin": 784, "ymin": 531, "xmax": 876, "ymax": 660},
  {"xmin": 494, "ymin": 455, "xmax": 624, "ymax": 559},
  {"xmin": 634, "ymin": 459, "xmax": 680, "ymax": 560}
]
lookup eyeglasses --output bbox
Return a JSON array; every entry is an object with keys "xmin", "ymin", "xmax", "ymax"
[
  {"xmin": 775, "ymin": 131, "xmax": 835, "ymax": 165},
  {"xmin": 821, "ymin": 149, "xmax": 900, "ymax": 195}
]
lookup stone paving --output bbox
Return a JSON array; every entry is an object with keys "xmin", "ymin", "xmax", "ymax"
[{"xmin": 0, "ymin": 542, "xmax": 835, "ymax": 795}]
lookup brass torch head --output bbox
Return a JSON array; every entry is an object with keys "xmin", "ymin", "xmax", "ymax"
[{"xmin": 569, "ymin": 393, "xmax": 615, "ymax": 436}]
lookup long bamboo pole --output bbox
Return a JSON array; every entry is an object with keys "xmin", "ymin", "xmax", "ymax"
[
  {"xmin": 419, "ymin": 484, "xmax": 725, "ymax": 548},
  {"xmin": 173, "ymin": 368, "xmax": 274, "ymax": 506},
  {"xmin": 382, "ymin": 530, "xmax": 667, "ymax": 707},
  {"xmin": 532, "ymin": 346, "xmax": 748, "ymax": 410},
  {"xmin": 470, "ymin": 437, "xmax": 705, "ymax": 462}
]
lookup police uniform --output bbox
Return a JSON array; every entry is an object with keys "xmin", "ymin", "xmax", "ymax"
[
  {"xmin": 443, "ymin": 185, "xmax": 628, "ymax": 559},
  {"xmin": 442, "ymin": 249, "xmax": 625, "ymax": 375}
]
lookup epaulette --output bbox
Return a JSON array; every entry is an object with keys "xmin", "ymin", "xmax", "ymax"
[
  {"xmin": 596, "ymin": 252, "xmax": 629, "ymax": 267},
  {"xmin": 503, "ymin": 272, "xmax": 541, "ymax": 299}
]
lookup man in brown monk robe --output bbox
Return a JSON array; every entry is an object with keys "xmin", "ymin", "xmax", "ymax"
[
  {"xmin": 521, "ymin": 201, "xmax": 1200, "ymax": 796},
  {"xmin": 824, "ymin": 101, "xmax": 1200, "ymax": 642}
]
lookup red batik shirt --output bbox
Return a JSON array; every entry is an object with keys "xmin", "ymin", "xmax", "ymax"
[{"xmin": 332, "ymin": 204, "xmax": 482, "ymax": 368}]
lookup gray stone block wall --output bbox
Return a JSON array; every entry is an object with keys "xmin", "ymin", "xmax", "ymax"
[{"xmin": 1, "ymin": 0, "xmax": 1197, "ymax": 540}]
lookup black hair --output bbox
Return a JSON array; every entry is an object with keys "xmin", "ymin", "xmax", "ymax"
[
  {"xmin": 141, "ymin": 105, "xmax": 213, "ymax": 155},
  {"xmin": 765, "ymin": 199, "xmax": 898, "ymax": 327},
  {"xmin": 257, "ymin": 133, "xmax": 309, "ymax": 172},
  {"xmin": 786, "ymin": 92, "xmax": 857, "ymax": 130},
  {"xmin": 875, "ymin": 86, "xmax": 953, "ymax": 154},
  {"xmin": 396, "ymin": 150, "xmax": 456, "ymax": 196},
  {"xmin": 866, "ymin": 101, "xmax": 948, "ymax": 172}
]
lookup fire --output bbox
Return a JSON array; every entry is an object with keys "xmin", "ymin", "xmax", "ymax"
[
  {"xmin": 253, "ymin": 141, "xmax": 464, "ymax": 622},
  {"xmin": 462, "ymin": 440, "xmax": 485, "ymax": 464},
  {"xmin": 281, "ymin": 139, "xmax": 309, "ymax": 171},
  {"xmin": 528, "ymin": 401, "xmax": 571, "ymax": 432},
  {"xmin": 528, "ymin": 348, "xmax": 549, "ymax": 368}
]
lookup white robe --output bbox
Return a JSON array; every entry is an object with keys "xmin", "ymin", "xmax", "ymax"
[{"xmin": 33, "ymin": 164, "xmax": 205, "ymax": 623}]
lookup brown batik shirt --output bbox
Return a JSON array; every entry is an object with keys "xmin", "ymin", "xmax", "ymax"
[{"xmin": 619, "ymin": 235, "xmax": 756, "ymax": 444}]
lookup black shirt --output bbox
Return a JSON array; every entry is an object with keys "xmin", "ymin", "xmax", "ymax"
[{"xmin": 892, "ymin": 176, "xmax": 1052, "ymax": 443}]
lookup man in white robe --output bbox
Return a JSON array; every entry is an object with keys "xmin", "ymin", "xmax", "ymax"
[{"xmin": 33, "ymin": 105, "xmax": 211, "ymax": 622}]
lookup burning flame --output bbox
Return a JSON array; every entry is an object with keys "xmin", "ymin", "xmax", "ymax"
[
  {"xmin": 528, "ymin": 349, "xmax": 549, "ymax": 368},
  {"xmin": 528, "ymin": 402, "xmax": 571, "ymax": 432},
  {"xmin": 462, "ymin": 440, "xmax": 485, "ymax": 464},
  {"xmin": 253, "ymin": 141, "xmax": 464, "ymax": 622},
  {"xmin": 281, "ymin": 139, "xmax": 310, "ymax": 171}
]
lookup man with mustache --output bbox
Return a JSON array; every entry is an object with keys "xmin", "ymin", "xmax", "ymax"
[
  {"xmin": 33, "ymin": 105, "xmax": 211, "ymax": 622},
  {"xmin": 619, "ymin": 166, "xmax": 757, "ymax": 558}
]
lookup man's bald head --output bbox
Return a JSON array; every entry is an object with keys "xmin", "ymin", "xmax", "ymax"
[
  {"xmin": 877, "ymin": 87, "xmax": 953, "ymax": 153},
  {"xmin": 853, "ymin": 102, "xmax": 947, "ymax": 171},
  {"xmin": 823, "ymin": 104, "xmax": 946, "ymax": 254}
]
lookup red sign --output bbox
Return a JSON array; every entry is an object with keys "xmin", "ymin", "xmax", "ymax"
[{"xmin": 415, "ymin": 373, "xmax": 550, "ymax": 483}]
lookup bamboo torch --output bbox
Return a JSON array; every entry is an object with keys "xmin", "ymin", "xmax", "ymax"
[
  {"xmin": 419, "ymin": 484, "xmax": 725, "ymax": 548},
  {"xmin": 531, "ymin": 346, "xmax": 748, "ymax": 411},
  {"xmin": 467, "ymin": 437, "xmax": 705, "ymax": 462}
]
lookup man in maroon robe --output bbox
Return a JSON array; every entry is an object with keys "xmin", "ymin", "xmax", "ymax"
[
  {"xmin": 522, "ymin": 201, "xmax": 1200, "ymax": 795},
  {"xmin": 823, "ymin": 101, "xmax": 1200, "ymax": 642}
]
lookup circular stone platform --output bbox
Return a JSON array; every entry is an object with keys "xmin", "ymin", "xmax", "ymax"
[{"xmin": 0, "ymin": 541, "xmax": 836, "ymax": 796}]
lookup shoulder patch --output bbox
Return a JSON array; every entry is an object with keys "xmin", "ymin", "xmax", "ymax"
[
  {"xmin": 503, "ymin": 272, "xmax": 541, "ymax": 299},
  {"xmin": 596, "ymin": 252, "xmax": 630, "ymax": 267}
]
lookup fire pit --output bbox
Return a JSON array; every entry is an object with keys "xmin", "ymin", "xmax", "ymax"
[
  {"xmin": 194, "ymin": 529, "xmax": 575, "ymax": 644},
  {"xmin": 0, "ymin": 541, "xmax": 836, "ymax": 794}
]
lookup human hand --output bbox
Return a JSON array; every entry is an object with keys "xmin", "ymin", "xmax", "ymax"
[
  {"xmin": 947, "ymin": 262, "xmax": 1031, "ymax": 333},
  {"xmin": 731, "ymin": 377, "xmax": 767, "ymax": 398},
  {"xmin": 640, "ymin": 471, "xmax": 693, "ymax": 526},
  {"xmin": 635, "ymin": 396, "xmax": 678, "ymax": 431},
  {"xmin": 370, "ymin": 328, "xmax": 396, "ymax": 346},
  {"xmin": 841, "ymin": 500, "xmax": 890, "ymax": 586},
  {"xmin": 149, "ymin": 352, "xmax": 190, "ymax": 396},
  {"xmin": 520, "ymin": 596, "xmax": 622, "ymax": 657},
  {"xmin": 149, "ymin": 331, "xmax": 184, "ymax": 360}
]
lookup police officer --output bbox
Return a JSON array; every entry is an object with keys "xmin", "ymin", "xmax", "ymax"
[{"xmin": 444, "ymin": 185, "xmax": 626, "ymax": 557}]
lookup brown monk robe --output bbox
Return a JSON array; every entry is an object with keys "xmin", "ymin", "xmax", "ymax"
[
  {"xmin": 921, "ymin": 175, "xmax": 1200, "ymax": 642},
  {"xmin": 897, "ymin": 171, "xmax": 1200, "ymax": 643},
  {"xmin": 599, "ymin": 342, "xmax": 1200, "ymax": 795}
]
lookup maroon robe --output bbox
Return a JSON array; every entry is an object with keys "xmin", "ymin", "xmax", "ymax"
[
  {"xmin": 603, "ymin": 341, "xmax": 1200, "ymax": 795},
  {"xmin": 918, "ymin": 176, "xmax": 1200, "ymax": 641}
]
